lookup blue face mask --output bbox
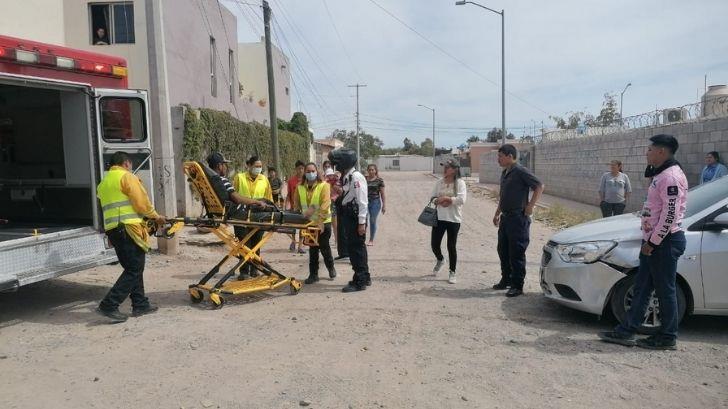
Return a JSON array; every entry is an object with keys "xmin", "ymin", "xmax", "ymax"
[
  {"xmin": 305, "ymin": 172, "xmax": 318, "ymax": 182},
  {"xmin": 251, "ymin": 167, "xmax": 262, "ymax": 176}
]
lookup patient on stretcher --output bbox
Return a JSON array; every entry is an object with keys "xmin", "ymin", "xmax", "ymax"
[{"xmin": 197, "ymin": 161, "xmax": 310, "ymax": 225}]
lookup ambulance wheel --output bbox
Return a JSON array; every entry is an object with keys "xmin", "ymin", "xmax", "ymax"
[
  {"xmin": 189, "ymin": 288, "xmax": 204, "ymax": 303},
  {"xmin": 209, "ymin": 293, "xmax": 225, "ymax": 309}
]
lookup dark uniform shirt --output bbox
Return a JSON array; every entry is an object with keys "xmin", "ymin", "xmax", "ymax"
[{"xmin": 499, "ymin": 164, "xmax": 542, "ymax": 213}]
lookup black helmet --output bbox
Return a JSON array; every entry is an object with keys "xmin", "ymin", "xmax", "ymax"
[{"xmin": 328, "ymin": 148, "xmax": 357, "ymax": 170}]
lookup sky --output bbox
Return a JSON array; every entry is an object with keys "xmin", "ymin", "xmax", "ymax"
[{"xmin": 222, "ymin": 0, "xmax": 728, "ymax": 149}]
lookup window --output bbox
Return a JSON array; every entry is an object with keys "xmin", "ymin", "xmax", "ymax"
[
  {"xmin": 100, "ymin": 97, "xmax": 146, "ymax": 142},
  {"xmin": 285, "ymin": 87, "xmax": 289, "ymax": 96},
  {"xmin": 392, "ymin": 159, "xmax": 400, "ymax": 167},
  {"xmin": 228, "ymin": 49, "xmax": 235, "ymax": 103},
  {"xmin": 89, "ymin": 3, "xmax": 135, "ymax": 45},
  {"xmin": 210, "ymin": 37, "xmax": 217, "ymax": 97}
]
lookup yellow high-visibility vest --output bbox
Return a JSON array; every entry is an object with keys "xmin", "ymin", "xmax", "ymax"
[
  {"xmin": 97, "ymin": 168, "xmax": 143, "ymax": 231},
  {"xmin": 236, "ymin": 172, "xmax": 269, "ymax": 199},
  {"xmin": 297, "ymin": 182, "xmax": 331, "ymax": 224}
]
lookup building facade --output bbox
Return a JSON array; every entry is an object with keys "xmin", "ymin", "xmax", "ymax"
[
  {"xmin": 1, "ymin": 0, "xmax": 288, "ymax": 124},
  {"xmin": 238, "ymin": 40, "xmax": 292, "ymax": 122}
]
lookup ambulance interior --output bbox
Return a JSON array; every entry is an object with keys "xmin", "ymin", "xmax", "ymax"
[{"xmin": 0, "ymin": 83, "xmax": 95, "ymax": 242}]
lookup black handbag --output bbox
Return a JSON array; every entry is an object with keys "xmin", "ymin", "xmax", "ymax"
[{"xmin": 417, "ymin": 197, "xmax": 438, "ymax": 227}]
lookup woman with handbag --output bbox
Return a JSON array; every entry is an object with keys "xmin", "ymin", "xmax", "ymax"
[{"xmin": 430, "ymin": 159, "xmax": 467, "ymax": 284}]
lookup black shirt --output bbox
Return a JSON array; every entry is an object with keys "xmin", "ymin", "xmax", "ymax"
[{"xmin": 499, "ymin": 164, "xmax": 541, "ymax": 213}]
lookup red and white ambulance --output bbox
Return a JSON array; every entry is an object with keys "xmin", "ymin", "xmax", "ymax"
[{"xmin": 0, "ymin": 35, "xmax": 153, "ymax": 291}]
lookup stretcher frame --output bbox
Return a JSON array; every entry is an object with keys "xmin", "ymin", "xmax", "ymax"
[{"xmin": 164, "ymin": 161, "xmax": 320, "ymax": 309}]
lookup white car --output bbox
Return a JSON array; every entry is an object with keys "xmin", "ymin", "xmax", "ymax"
[{"xmin": 540, "ymin": 176, "xmax": 728, "ymax": 333}]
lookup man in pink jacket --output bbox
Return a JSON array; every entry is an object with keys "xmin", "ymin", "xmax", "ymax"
[{"xmin": 599, "ymin": 134, "xmax": 687, "ymax": 350}]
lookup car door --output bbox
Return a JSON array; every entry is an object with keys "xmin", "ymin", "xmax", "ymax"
[
  {"xmin": 701, "ymin": 206, "xmax": 728, "ymax": 309},
  {"xmin": 94, "ymin": 88, "xmax": 154, "ymax": 198}
]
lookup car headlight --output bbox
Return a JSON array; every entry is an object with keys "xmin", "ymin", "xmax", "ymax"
[{"xmin": 556, "ymin": 241, "xmax": 617, "ymax": 264}]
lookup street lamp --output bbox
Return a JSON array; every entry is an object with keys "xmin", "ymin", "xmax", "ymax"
[
  {"xmin": 417, "ymin": 104, "xmax": 436, "ymax": 174},
  {"xmin": 455, "ymin": 0, "xmax": 505, "ymax": 145},
  {"xmin": 620, "ymin": 82, "xmax": 632, "ymax": 125}
]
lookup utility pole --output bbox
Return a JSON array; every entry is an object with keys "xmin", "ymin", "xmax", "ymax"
[
  {"xmin": 145, "ymin": 0, "xmax": 177, "ymax": 255},
  {"xmin": 263, "ymin": 0, "xmax": 280, "ymax": 171},
  {"xmin": 348, "ymin": 83, "xmax": 366, "ymax": 168}
]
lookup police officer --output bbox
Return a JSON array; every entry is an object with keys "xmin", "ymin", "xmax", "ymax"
[
  {"xmin": 328, "ymin": 148, "xmax": 370, "ymax": 292},
  {"xmin": 233, "ymin": 155, "xmax": 273, "ymax": 279},
  {"xmin": 96, "ymin": 152, "xmax": 166, "ymax": 323},
  {"xmin": 599, "ymin": 134, "xmax": 688, "ymax": 350},
  {"xmin": 492, "ymin": 144, "xmax": 544, "ymax": 297}
]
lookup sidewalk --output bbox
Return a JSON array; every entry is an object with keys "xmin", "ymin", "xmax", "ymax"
[{"xmin": 472, "ymin": 182, "xmax": 601, "ymax": 215}]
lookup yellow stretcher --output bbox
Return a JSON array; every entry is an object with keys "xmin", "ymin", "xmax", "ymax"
[{"xmin": 161, "ymin": 161, "xmax": 320, "ymax": 309}]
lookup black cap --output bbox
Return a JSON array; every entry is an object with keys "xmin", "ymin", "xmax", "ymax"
[
  {"xmin": 207, "ymin": 152, "xmax": 230, "ymax": 168},
  {"xmin": 440, "ymin": 159, "xmax": 460, "ymax": 168}
]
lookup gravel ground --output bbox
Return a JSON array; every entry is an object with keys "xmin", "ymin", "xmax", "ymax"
[{"xmin": 1, "ymin": 171, "xmax": 726, "ymax": 409}]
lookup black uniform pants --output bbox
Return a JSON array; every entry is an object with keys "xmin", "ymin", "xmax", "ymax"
[
  {"xmin": 235, "ymin": 226, "xmax": 264, "ymax": 274},
  {"xmin": 99, "ymin": 227, "xmax": 149, "ymax": 311},
  {"xmin": 336, "ymin": 215, "xmax": 349, "ymax": 257},
  {"xmin": 339, "ymin": 205, "xmax": 369, "ymax": 286},
  {"xmin": 497, "ymin": 212, "xmax": 531, "ymax": 289},
  {"xmin": 309, "ymin": 223, "xmax": 335, "ymax": 276}
]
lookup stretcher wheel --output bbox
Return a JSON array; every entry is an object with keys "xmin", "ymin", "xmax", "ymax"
[
  {"xmin": 209, "ymin": 292, "xmax": 225, "ymax": 309},
  {"xmin": 189, "ymin": 287, "xmax": 204, "ymax": 303},
  {"xmin": 289, "ymin": 279, "xmax": 302, "ymax": 295}
]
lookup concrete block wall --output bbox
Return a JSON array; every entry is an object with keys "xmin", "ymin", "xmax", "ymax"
[
  {"xmin": 536, "ymin": 117, "xmax": 728, "ymax": 212},
  {"xmin": 479, "ymin": 151, "xmax": 502, "ymax": 184},
  {"xmin": 478, "ymin": 117, "xmax": 728, "ymax": 212}
]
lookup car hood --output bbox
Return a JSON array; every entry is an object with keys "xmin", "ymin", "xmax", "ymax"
[{"xmin": 550, "ymin": 213, "xmax": 643, "ymax": 244}]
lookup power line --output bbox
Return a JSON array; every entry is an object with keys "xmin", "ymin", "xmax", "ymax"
[
  {"xmin": 320, "ymin": 0, "xmax": 362, "ymax": 82},
  {"xmin": 270, "ymin": 16, "xmax": 338, "ymax": 120},
  {"xmin": 269, "ymin": 0, "xmax": 347, "ymax": 100},
  {"xmin": 365, "ymin": 0, "xmax": 552, "ymax": 117}
]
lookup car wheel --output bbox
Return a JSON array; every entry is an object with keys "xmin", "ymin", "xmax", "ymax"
[{"xmin": 610, "ymin": 275, "xmax": 686, "ymax": 335}]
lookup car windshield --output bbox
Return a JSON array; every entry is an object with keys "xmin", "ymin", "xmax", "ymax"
[{"xmin": 686, "ymin": 176, "xmax": 728, "ymax": 218}]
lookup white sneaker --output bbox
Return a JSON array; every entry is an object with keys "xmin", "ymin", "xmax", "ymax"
[
  {"xmin": 448, "ymin": 271, "xmax": 456, "ymax": 284},
  {"xmin": 432, "ymin": 260, "xmax": 444, "ymax": 276}
]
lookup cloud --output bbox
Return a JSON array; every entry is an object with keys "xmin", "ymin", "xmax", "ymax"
[{"xmin": 224, "ymin": 0, "xmax": 728, "ymax": 148}]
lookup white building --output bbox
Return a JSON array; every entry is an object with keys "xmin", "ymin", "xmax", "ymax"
[
  {"xmin": 376, "ymin": 154, "xmax": 433, "ymax": 172},
  {"xmin": 238, "ymin": 40, "xmax": 292, "ymax": 122}
]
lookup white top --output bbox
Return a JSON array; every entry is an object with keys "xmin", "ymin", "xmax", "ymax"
[
  {"xmin": 431, "ymin": 178, "xmax": 467, "ymax": 223},
  {"xmin": 341, "ymin": 168, "xmax": 369, "ymax": 224}
]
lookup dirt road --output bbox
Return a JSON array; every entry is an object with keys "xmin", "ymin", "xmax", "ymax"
[{"xmin": 1, "ymin": 171, "xmax": 726, "ymax": 409}]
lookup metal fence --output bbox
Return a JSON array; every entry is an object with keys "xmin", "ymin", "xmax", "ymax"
[{"xmin": 539, "ymin": 96, "xmax": 728, "ymax": 143}]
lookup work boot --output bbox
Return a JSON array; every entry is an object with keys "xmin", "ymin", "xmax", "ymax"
[
  {"xmin": 636, "ymin": 335, "xmax": 677, "ymax": 351},
  {"xmin": 304, "ymin": 274, "xmax": 319, "ymax": 285},
  {"xmin": 249, "ymin": 268, "xmax": 259, "ymax": 278},
  {"xmin": 492, "ymin": 279, "xmax": 511, "ymax": 290},
  {"xmin": 95, "ymin": 307, "xmax": 128, "ymax": 323},
  {"xmin": 131, "ymin": 303, "xmax": 159, "ymax": 317},
  {"xmin": 348, "ymin": 278, "xmax": 371, "ymax": 287},
  {"xmin": 328, "ymin": 268, "xmax": 337, "ymax": 279},
  {"xmin": 505, "ymin": 287, "xmax": 523, "ymax": 297},
  {"xmin": 342, "ymin": 282, "xmax": 366, "ymax": 293},
  {"xmin": 598, "ymin": 331, "xmax": 636, "ymax": 347}
]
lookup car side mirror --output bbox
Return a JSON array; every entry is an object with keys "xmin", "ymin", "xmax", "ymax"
[
  {"xmin": 704, "ymin": 212, "xmax": 728, "ymax": 231},
  {"xmin": 713, "ymin": 213, "xmax": 728, "ymax": 226}
]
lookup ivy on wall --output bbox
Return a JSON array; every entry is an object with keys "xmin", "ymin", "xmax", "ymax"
[{"xmin": 182, "ymin": 106, "xmax": 309, "ymax": 176}]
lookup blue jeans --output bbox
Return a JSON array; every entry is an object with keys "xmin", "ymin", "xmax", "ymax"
[
  {"xmin": 368, "ymin": 198, "xmax": 382, "ymax": 241},
  {"xmin": 616, "ymin": 231, "xmax": 686, "ymax": 340}
]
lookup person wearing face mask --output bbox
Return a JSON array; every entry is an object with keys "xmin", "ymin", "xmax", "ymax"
[
  {"xmin": 294, "ymin": 163, "xmax": 336, "ymax": 284},
  {"xmin": 233, "ymin": 156, "xmax": 273, "ymax": 280}
]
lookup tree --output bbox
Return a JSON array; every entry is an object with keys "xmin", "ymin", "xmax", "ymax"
[
  {"xmin": 485, "ymin": 128, "xmax": 514, "ymax": 142},
  {"xmin": 277, "ymin": 112, "xmax": 312, "ymax": 142},
  {"xmin": 467, "ymin": 135, "xmax": 480, "ymax": 143},
  {"xmin": 330, "ymin": 129, "xmax": 384, "ymax": 161},
  {"xmin": 594, "ymin": 93, "xmax": 619, "ymax": 126},
  {"xmin": 550, "ymin": 111, "xmax": 594, "ymax": 129},
  {"xmin": 402, "ymin": 137, "xmax": 415, "ymax": 154},
  {"xmin": 419, "ymin": 138, "xmax": 433, "ymax": 156}
]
